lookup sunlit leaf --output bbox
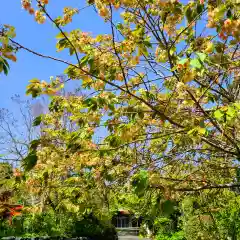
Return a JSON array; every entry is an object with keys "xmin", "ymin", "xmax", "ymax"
[{"xmin": 33, "ymin": 115, "xmax": 43, "ymax": 127}]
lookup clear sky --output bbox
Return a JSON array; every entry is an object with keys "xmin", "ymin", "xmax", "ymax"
[{"xmin": 0, "ymin": 0, "xmax": 110, "ymax": 111}]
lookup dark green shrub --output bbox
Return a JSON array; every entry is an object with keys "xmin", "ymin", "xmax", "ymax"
[
  {"xmin": 68, "ymin": 214, "xmax": 117, "ymax": 240},
  {"xmin": 67, "ymin": 215, "xmax": 117, "ymax": 240},
  {"xmin": 0, "ymin": 212, "xmax": 117, "ymax": 240}
]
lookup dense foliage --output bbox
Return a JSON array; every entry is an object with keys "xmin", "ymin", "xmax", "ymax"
[
  {"xmin": 0, "ymin": 211, "xmax": 117, "ymax": 239},
  {"xmin": 2, "ymin": 0, "xmax": 240, "ymax": 239}
]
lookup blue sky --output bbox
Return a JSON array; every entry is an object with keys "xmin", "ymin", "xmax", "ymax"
[{"xmin": 0, "ymin": 0, "xmax": 110, "ymax": 111}]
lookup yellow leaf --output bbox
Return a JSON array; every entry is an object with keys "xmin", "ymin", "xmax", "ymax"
[
  {"xmin": 182, "ymin": 70, "xmax": 196, "ymax": 83},
  {"xmin": 82, "ymin": 76, "xmax": 93, "ymax": 85},
  {"xmin": 56, "ymin": 32, "xmax": 69, "ymax": 39},
  {"xmin": 44, "ymin": 89, "xmax": 57, "ymax": 95},
  {"xmin": 29, "ymin": 78, "xmax": 41, "ymax": 84}
]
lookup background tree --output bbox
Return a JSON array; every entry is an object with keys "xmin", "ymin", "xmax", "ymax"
[{"xmin": 0, "ymin": 95, "xmax": 44, "ymax": 163}]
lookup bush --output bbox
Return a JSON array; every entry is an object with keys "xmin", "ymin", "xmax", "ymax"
[
  {"xmin": 68, "ymin": 214, "xmax": 118, "ymax": 240},
  {"xmin": 156, "ymin": 231, "xmax": 186, "ymax": 240},
  {"xmin": 0, "ymin": 212, "xmax": 118, "ymax": 240},
  {"xmin": 0, "ymin": 212, "xmax": 64, "ymax": 237}
]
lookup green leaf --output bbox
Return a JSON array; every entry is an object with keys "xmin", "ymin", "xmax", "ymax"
[
  {"xmin": 2, "ymin": 62, "xmax": 9, "ymax": 75},
  {"xmin": 2, "ymin": 57, "xmax": 10, "ymax": 69},
  {"xmin": 108, "ymin": 103, "xmax": 115, "ymax": 111},
  {"xmin": 236, "ymin": 168, "xmax": 240, "ymax": 182},
  {"xmin": 185, "ymin": 6, "xmax": 193, "ymax": 22},
  {"xmin": 190, "ymin": 58, "xmax": 202, "ymax": 69},
  {"xmin": 69, "ymin": 47, "xmax": 75, "ymax": 56},
  {"xmin": 131, "ymin": 170, "xmax": 149, "ymax": 197},
  {"xmin": 0, "ymin": 57, "xmax": 9, "ymax": 75},
  {"xmin": 161, "ymin": 200, "xmax": 175, "ymax": 216},
  {"xmin": 234, "ymin": 103, "xmax": 240, "ymax": 110},
  {"xmin": 215, "ymin": 5, "xmax": 226, "ymax": 19},
  {"xmin": 56, "ymin": 38, "xmax": 68, "ymax": 52},
  {"xmin": 79, "ymin": 55, "xmax": 90, "ymax": 68},
  {"xmin": 196, "ymin": 3, "xmax": 204, "ymax": 14},
  {"xmin": 226, "ymin": 9, "xmax": 232, "ymax": 19},
  {"xmin": 67, "ymin": 143, "xmax": 82, "ymax": 153},
  {"xmin": 64, "ymin": 66, "xmax": 78, "ymax": 79},
  {"xmin": 196, "ymin": 52, "xmax": 207, "ymax": 62},
  {"xmin": 199, "ymin": 120, "xmax": 205, "ymax": 128},
  {"xmin": 214, "ymin": 109, "xmax": 224, "ymax": 120},
  {"xmin": 170, "ymin": 46, "xmax": 176, "ymax": 56},
  {"xmin": 178, "ymin": 58, "xmax": 188, "ymax": 65},
  {"xmin": 227, "ymin": 106, "xmax": 236, "ymax": 118},
  {"xmin": 132, "ymin": 27, "xmax": 144, "ymax": 38},
  {"xmin": 143, "ymin": 36, "xmax": 152, "ymax": 48},
  {"xmin": 33, "ymin": 115, "xmax": 43, "ymax": 126},
  {"xmin": 106, "ymin": 135, "xmax": 121, "ymax": 147},
  {"xmin": 0, "ymin": 62, "xmax": 3, "ymax": 74},
  {"xmin": 29, "ymin": 139, "xmax": 41, "ymax": 151},
  {"xmin": 22, "ymin": 151, "xmax": 38, "ymax": 171},
  {"xmin": 139, "ymin": 45, "xmax": 149, "ymax": 56},
  {"xmin": 116, "ymin": 23, "xmax": 124, "ymax": 31},
  {"xmin": 7, "ymin": 26, "xmax": 16, "ymax": 38}
]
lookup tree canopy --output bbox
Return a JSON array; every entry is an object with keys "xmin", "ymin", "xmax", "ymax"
[{"xmin": 1, "ymin": 0, "xmax": 240, "ymax": 239}]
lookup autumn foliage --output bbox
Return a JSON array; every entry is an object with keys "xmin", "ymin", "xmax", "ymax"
[{"xmin": 1, "ymin": 0, "xmax": 240, "ymax": 238}]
